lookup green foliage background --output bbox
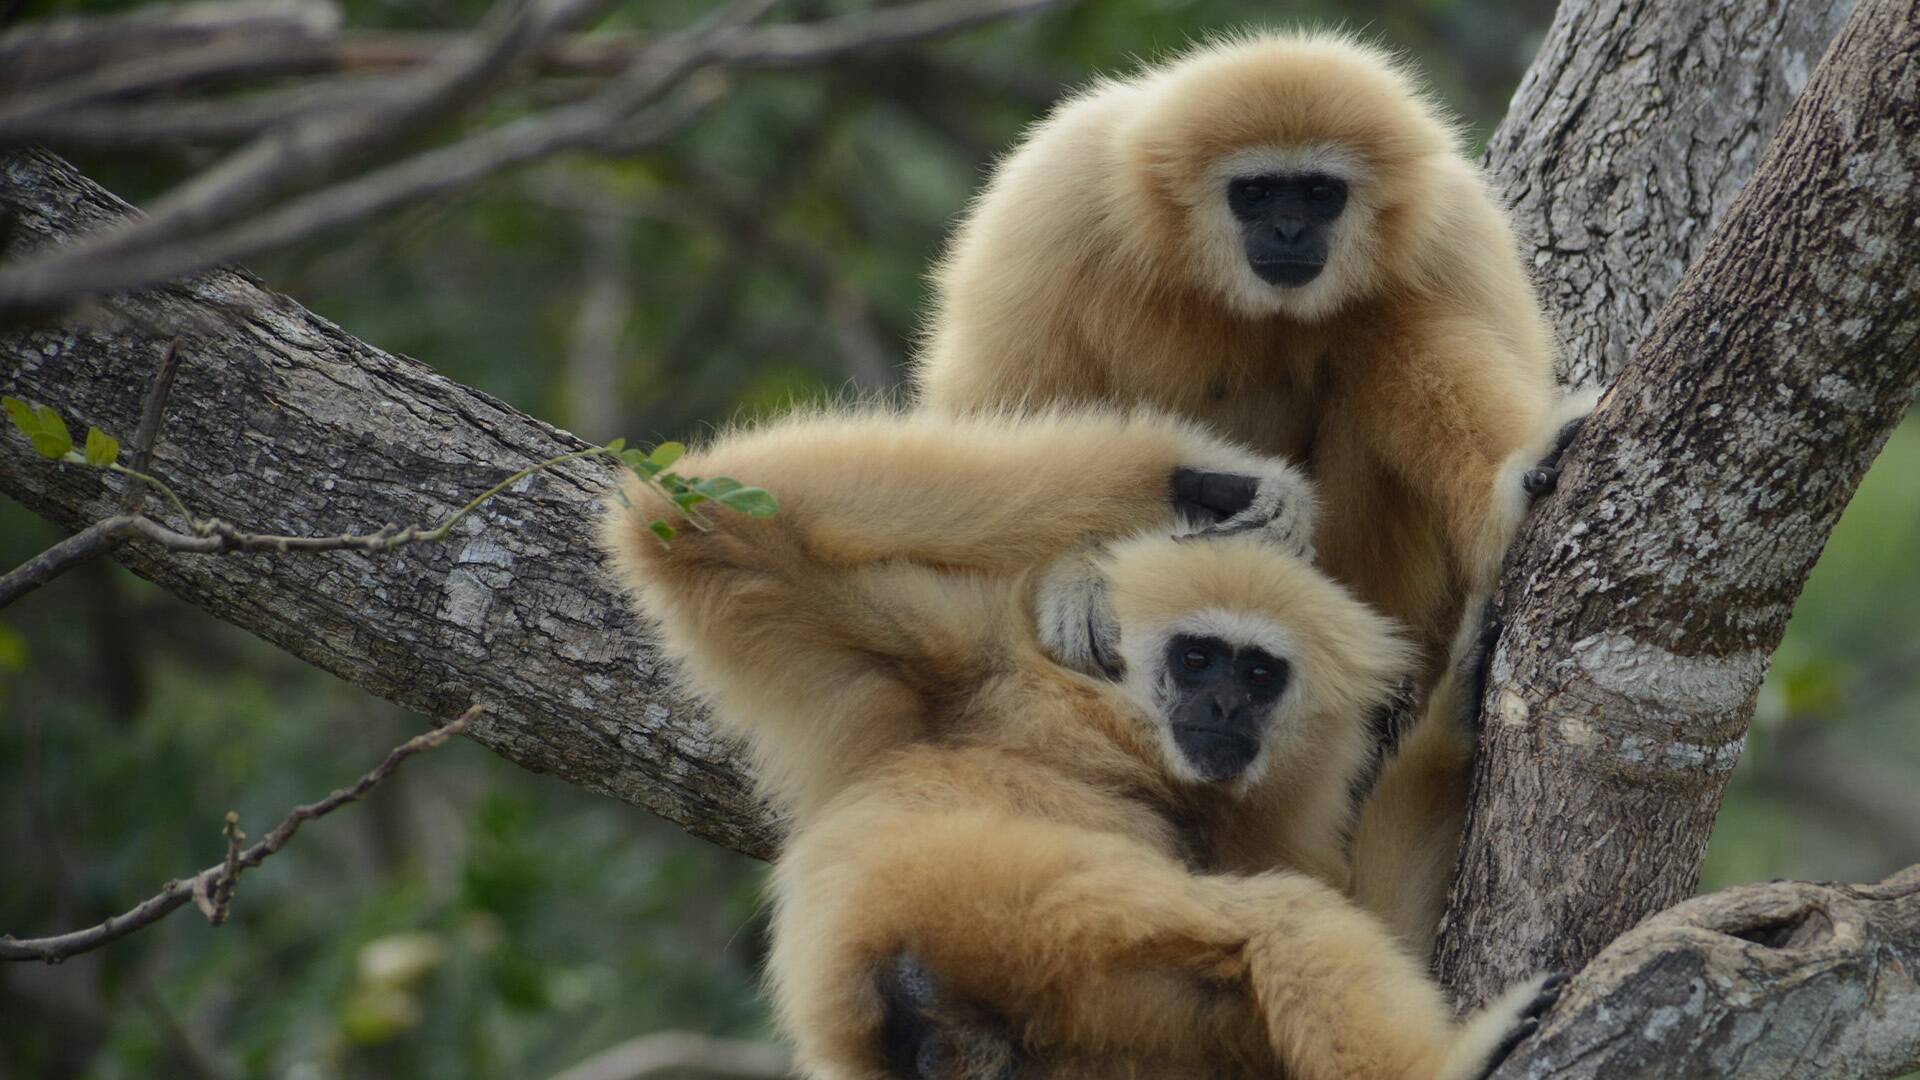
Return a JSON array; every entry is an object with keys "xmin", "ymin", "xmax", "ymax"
[{"xmin": 2, "ymin": 0, "xmax": 1913, "ymax": 1077}]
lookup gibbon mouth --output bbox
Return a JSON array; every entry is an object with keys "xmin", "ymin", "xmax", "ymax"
[
  {"xmin": 1173, "ymin": 725, "xmax": 1262, "ymax": 781},
  {"xmin": 1250, "ymin": 259, "xmax": 1325, "ymax": 288}
]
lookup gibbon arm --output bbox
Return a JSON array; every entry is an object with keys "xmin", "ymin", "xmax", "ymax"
[
  {"xmin": 1349, "ymin": 316, "xmax": 1562, "ymax": 593},
  {"xmin": 598, "ymin": 409, "xmax": 1291, "ymax": 811}
]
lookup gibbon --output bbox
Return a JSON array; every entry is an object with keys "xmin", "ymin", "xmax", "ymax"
[
  {"xmin": 601, "ymin": 408, "xmax": 1560, "ymax": 1079},
  {"xmin": 912, "ymin": 30, "xmax": 1592, "ymax": 956},
  {"xmin": 914, "ymin": 29, "xmax": 1587, "ymax": 701}
]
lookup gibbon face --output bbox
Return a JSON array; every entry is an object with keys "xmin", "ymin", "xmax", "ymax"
[
  {"xmin": 1145, "ymin": 615, "xmax": 1297, "ymax": 785},
  {"xmin": 1121, "ymin": 34, "xmax": 1460, "ymax": 320}
]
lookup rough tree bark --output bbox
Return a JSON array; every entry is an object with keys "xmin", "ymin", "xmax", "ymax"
[
  {"xmin": 1440, "ymin": 0, "xmax": 1920, "ymax": 1006},
  {"xmin": 1494, "ymin": 867, "xmax": 1920, "ymax": 1079}
]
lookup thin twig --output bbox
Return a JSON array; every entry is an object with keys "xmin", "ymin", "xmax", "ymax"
[
  {"xmin": 119, "ymin": 338, "xmax": 183, "ymax": 515},
  {"xmin": 0, "ymin": 518, "xmax": 125, "ymax": 610},
  {"xmin": 0, "ymin": 705, "xmax": 481, "ymax": 964}
]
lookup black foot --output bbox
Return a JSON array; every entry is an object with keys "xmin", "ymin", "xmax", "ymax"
[
  {"xmin": 1477, "ymin": 972, "xmax": 1569, "ymax": 1079},
  {"xmin": 1521, "ymin": 416, "xmax": 1588, "ymax": 498},
  {"xmin": 876, "ymin": 952, "xmax": 1021, "ymax": 1080}
]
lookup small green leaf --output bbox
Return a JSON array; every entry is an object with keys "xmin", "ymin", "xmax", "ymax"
[
  {"xmin": 603, "ymin": 437, "xmax": 626, "ymax": 455},
  {"xmin": 2, "ymin": 397, "xmax": 32, "ymax": 434},
  {"xmin": 694, "ymin": 476, "xmax": 744, "ymax": 498},
  {"xmin": 619, "ymin": 449, "xmax": 662, "ymax": 475},
  {"xmin": 672, "ymin": 490, "xmax": 708, "ymax": 512},
  {"xmin": 646, "ymin": 442, "xmax": 684, "ymax": 469},
  {"xmin": 648, "ymin": 520, "xmax": 676, "ymax": 547},
  {"xmin": 717, "ymin": 486, "xmax": 778, "ymax": 518},
  {"xmin": 33, "ymin": 404, "xmax": 72, "ymax": 459},
  {"xmin": 4, "ymin": 397, "xmax": 72, "ymax": 460},
  {"xmin": 84, "ymin": 427, "xmax": 119, "ymax": 467},
  {"xmin": 660, "ymin": 473, "xmax": 693, "ymax": 493}
]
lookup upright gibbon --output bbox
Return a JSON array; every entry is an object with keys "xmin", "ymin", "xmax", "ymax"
[
  {"xmin": 601, "ymin": 409, "xmax": 1558, "ymax": 1079},
  {"xmin": 916, "ymin": 30, "xmax": 1584, "ymax": 696},
  {"xmin": 912, "ymin": 31, "xmax": 1591, "ymax": 954}
]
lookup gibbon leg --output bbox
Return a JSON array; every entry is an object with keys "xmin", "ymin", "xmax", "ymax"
[{"xmin": 774, "ymin": 806, "xmax": 1545, "ymax": 1080}]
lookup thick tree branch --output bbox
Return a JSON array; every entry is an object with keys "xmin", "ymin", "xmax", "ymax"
[
  {"xmin": 1439, "ymin": 0, "xmax": 1920, "ymax": 1006},
  {"xmin": 0, "ymin": 146, "xmax": 780, "ymax": 857},
  {"xmin": 0, "ymin": 705, "xmax": 480, "ymax": 964},
  {"xmin": 1488, "ymin": 867, "xmax": 1920, "ymax": 1080}
]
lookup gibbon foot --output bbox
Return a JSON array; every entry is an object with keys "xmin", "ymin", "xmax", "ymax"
[
  {"xmin": 1473, "ymin": 972, "xmax": 1568, "ymax": 1080},
  {"xmin": 1170, "ymin": 464, "xmax": 1315, "ymax": 556},
  {"xmin": 1520, "ymin": 414, "xmax": 1589, "ymax": 498},
  {"xmin": 876, "ymin": 952, "xmax": 1022, "ymax": 1080},
  {"xmin": 1033, "ymin": 549, "xmax": 1124, "ymax": 680}
]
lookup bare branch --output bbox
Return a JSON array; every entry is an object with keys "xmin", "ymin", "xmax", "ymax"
[
  {"xmin": 0, "ymin": 0, "xmax": 342, "ymax": 91},
  {"xmin": 0, "ymin": 0, "xmax": 1075, "ymax": 315},
  {"xmin": 548, "ymin": 1030, "xmax": 793, "ymax": 1080},
  {"xmin": 0, "ymin": 705, "xmax": 480, "ymax": 964},
  {"xmin": 0, "ymin": 517, "xmax": 126, "ymax": 610}
]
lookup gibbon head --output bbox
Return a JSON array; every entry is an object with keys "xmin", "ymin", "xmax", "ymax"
[
  {"xmin": 1103, "ymin": 535, "xmax": 1411, "ymax": 792},
  {"xmin": 1118, "ymin": 32, "xmax": 1463, "ymax": 321}
]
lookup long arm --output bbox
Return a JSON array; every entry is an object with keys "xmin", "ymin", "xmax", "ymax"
[{"xmin": 598, "ymin": 408, "xmax": 1290, "ymax": 816}]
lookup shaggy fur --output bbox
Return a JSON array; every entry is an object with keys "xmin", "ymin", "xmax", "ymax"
[
  {"xmin": 602, "ymin": 408, "xmax": 1550, "ymax": 1079},
  {"xmin": 913, "ymin": 31, "xmax": 1586, "ymax": 953}
]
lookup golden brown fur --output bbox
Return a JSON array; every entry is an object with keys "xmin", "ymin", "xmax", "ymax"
[
  {"xmin": 913, "ymin": 31, "xmax": 1587, "ymax": 954},
  {"xmin": 601, "ymin": 408, "xmax": 1550, "ymax": 1079}
]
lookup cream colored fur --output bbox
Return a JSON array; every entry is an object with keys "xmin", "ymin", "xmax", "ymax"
[
  {"xmin": 913, "ymin": 30, "xmax": 1588, "ymax": 953},
  {"xmin": 601, "ymin": 407, "xmax": 1547, "ymax": 1079}
]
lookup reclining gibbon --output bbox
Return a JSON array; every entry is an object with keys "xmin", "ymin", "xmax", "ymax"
[
  {"xmin": 601, "ymin": 409, "xmax": 1559, "ymax": 1080},
  {"xmin": 912, "ymin": 30, "xmax": 1595, "ymax": 953}
]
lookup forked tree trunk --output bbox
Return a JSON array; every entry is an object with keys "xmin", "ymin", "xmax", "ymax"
[{"xmin": 1438, "ymin": 0, "xmax": 1920, "ymax": 1007}]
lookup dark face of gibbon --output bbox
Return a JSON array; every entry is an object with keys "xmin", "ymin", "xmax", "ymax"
[
  {"xmin": 1161, "ymin": 633, "xmax": 1291, "ymax": 782},
  {"xmin": 1226, "ymin": 173, "xmax": 1350, "ymax": 287}
]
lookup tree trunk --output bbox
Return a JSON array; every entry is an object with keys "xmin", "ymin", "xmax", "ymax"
[
  {"xmin": 1484, "ymin": 0, "xmax": 1858, "ymax": 388},
  {"xmin": 1437, "ymin": 0, "xmax": 1920, "ymax": 1006}
]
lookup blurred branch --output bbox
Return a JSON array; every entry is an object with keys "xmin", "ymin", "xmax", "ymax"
[
  {"xmin": 548, "ymin": 1030, "xmax": 793, "ymax": 1080},
  {"xmin": 0, "ymin": 0, "xmax": 342, "ymax": 91},
  {"xmin": 0, "ymin": 0, "xmax": 1075, "ymax": 317},
  {"xmin": 0, "ymin": 705, "xmax": 480, "ymax": 964}
]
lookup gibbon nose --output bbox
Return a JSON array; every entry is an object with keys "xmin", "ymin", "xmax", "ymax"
[{"xmin": 1272, "ymin": 219, "xmax": 1307, "ymax": 244}]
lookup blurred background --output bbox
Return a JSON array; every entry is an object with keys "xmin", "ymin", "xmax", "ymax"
[{"xmin": 2, "ymin": 0, "xmax": 1914, "ymax": 1077}]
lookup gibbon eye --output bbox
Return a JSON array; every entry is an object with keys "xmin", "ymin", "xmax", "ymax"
[
  {"xmin": 1247, "ymin": 665, "xmax": 1274, "ymax": 686},
  {"xmin": 1183, "ymin": 648, "xmax": 1212, "ymax": 671},
  {"xmin": 1307, "ymin": 180, "xmax": 1336, "ymax": 202}
]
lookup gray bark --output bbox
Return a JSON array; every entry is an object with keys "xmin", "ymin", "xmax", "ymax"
[
  {"xmin": 1485, "ymin": 0, "xmax": 1857, "ymax": 388},
  {"xmin": 1489, "ymin": 866, "xmax": 1920, "ymax": 1080},
  {"xmin": 1438, "ymin": 0, "xmax": 1920, "ymax": 1006},
  {"xmin": 0, "ymin": 146, "xmax": 778, "ymax": 859}
]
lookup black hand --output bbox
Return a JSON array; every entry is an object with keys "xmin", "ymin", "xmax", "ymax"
[{"xmin": 1171, "ymin": 467, "xmax": 1258, "ymax": 524}]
